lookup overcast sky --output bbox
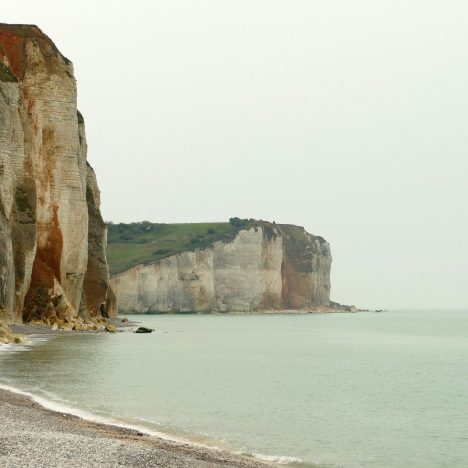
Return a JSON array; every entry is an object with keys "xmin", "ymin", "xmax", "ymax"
[{"xmin": 3, "ymin": 0, "xmax": 468, "ymax": 309}]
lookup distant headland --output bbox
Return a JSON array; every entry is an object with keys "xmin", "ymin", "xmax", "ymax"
[{"xmin": 108, "ymin": 219, "xmax": 355, "ymax": 314}]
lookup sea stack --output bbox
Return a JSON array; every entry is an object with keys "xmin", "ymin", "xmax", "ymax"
[{"xmin": 0, "ymin": 24, "xmax": 114, "ymax": 328}]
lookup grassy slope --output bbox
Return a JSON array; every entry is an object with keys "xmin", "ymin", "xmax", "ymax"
[{"xmin": 107, "ymin": 220, "xmax": 256, "ymax": 275}]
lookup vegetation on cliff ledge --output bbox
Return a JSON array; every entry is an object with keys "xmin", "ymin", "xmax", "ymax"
[
  {"xmin": 0, "ymin": 62, "xmax": 17, "ymax": 82},
  {"xmin": 106, "ymin": 219, "xmax": 257, "ymax": 274}
]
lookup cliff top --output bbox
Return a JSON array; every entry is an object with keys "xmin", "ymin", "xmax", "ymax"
[
  {"xmin": 0, "ymin": 23, "xmax": 70, "ymax": 80},
  {"xmin": 107, "ymin": 220, "xmax": 251, "ymax": 274},
  {"xmin": 0, "ymin": 24, "xmax": 43, "ymax": 36},
  {"xmin": 107, "ymin": 219, "xmax": 326, "ymax": 275}
]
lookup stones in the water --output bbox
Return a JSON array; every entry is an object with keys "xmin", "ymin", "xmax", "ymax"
[
  {"xmin": 0, "ymin": 320, "xmax": 26, "ymax": 345},
  {"xmin": 0, "ymin": 320, "xmax": 15, "ymax": 344},
  {"xmin": 134, "ymin": 327, "xmax": 154, "ymax": 334},
  {"xmin": 105, "ymin": 324, "xmax": 117, "ymax": 333},
  {"xmin": 121, "ymin": 317, "xmax": 129, "ymax": 323}
]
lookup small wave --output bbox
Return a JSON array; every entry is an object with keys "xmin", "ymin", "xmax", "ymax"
[
  {"xmin": 0, "ymin": 335, "xmax": 51, "ymax": 354},
  {"xmin": 0, "ymin": 382, "xmax": 180, "ymax": 438},
  {"xmin": 252, "ymin": 452, "xmax": 304, "ymax": 464},
  {"xmin": 0, "ymin": 343, "xmax": 32, "ymax": 354}
]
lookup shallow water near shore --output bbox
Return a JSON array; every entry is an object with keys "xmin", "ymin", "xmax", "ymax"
[{"xmin": 0, "ymin": 310, "xmax": 467, "ymax": 467}]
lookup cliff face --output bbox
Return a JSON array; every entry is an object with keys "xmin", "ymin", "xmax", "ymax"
[
  {"xmin": 111, "ymin": 223, "xmax": 334, "ymax": 313},
  {"xmin": 0, "ymin": 24, "xmax": 113, "ymax": 326}
]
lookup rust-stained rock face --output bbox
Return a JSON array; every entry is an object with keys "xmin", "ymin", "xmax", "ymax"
[
  {"xmin": 111, "ymin": 223, "xmax": 340, "ymax": 313},
  {"xmin": 0, "ymin": 24, "xmax": 111, "ymax": 324}
]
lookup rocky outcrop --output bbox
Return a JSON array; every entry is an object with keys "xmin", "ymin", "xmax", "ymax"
[
  {"xmin": 0, "ymin": 24, "xmax": 113, "ymax": 325},
  {"xmin": 0, "ymin": 319, "xmax": 15, "ymax": 344},
  {"xmin": 111, "ymin": 223, "xmax": 343, "ymax": 313}
]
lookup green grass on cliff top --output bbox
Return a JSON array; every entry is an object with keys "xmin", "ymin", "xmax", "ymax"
[{"xmin": 106, "ymin": 219, "xmax": 256, "ymax": 275}]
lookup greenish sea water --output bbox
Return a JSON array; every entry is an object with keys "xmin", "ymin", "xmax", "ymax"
[{"xmin": 0, "ymin": 311, "xmax": 467, "ymax": 467}]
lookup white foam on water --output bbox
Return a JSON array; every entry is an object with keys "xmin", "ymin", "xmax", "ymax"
[
  {"xmin": 0, "ymin": 343, "xmax": 13, "ymax": 351},
  {"xmin": 0, "ymin": 335, "xmax": 51, "ymax": 354},
  {"xmin": 252, "ymin": 452, "xmax": 304, "ymax": 464},
  {"xmin": 0, "ymin": 381, "xmax": 200, "ymax": 443}
]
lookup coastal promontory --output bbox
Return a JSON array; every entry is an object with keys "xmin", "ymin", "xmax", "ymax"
[
  {"xmin": 0, "ymin": 24, "xmax": 114, "ymax": 339},
  {"xmin": 108, "ymin": 219, "xmax": 351, "ymax": 313}
]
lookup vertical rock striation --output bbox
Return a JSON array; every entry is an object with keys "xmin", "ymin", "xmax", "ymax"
[
  {"xmin": 0, "ymin": 24, "xmax": 112, "ymax": 326},
  {"xmin": 111, "ymin": 222, "xmax": 340, "ymax": 313}
]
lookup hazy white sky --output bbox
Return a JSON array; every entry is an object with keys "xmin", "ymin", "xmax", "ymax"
[{"xmin": 3, "ymin": 1, "xmax": 468, "ymax": 309}]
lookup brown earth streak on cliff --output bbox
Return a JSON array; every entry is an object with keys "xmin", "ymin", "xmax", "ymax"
[
  {"xmin": 23, "ymin": 206, "xmax": 63, "ymax": 322},
  {"xmin": 23, "ymin": 123, "xmax": 64, "ymax": 321},
  {"xmin": 34, "ymin": 125, "xmax": 63, "ymax": 281},
  {"xmin": 280, "ymin": 255, "xmax": 310, "ymax": 309},
  {"xmin": 37, "ymin": 206, "xmax": 63, "ymax": 283},
  {"xmin": 280, "ymin": 256, "xmax": 290, "ymax": 307}
]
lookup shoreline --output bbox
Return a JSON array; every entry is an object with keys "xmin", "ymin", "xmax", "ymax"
[
  {"xmin": 0, "ymin": 328, "xmax": 283, "ymax": 467},
  {"xmin": 0, "ymin": 384, "xmax": 273, "ymax": 467},
  {"xmin": 113, "ymin": 309, "xmax": 359, "ymax": 316}
]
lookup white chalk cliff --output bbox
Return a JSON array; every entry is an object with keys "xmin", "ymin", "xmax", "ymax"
[
  {"xmin": 0, "ymin": 24, "xmax": 114, "ymax": 331},
  {"xmin": 111, "ymin": 223, "xmax": 344, "ymax": 313}
]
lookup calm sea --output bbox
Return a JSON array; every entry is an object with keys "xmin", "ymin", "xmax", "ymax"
[{"xmin": 0, "ymin": 311, "xmax": 467, "ymax": 467}]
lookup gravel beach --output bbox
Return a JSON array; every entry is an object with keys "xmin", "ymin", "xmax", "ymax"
[{"xmin": 0, "ymin": 388, "xmax": 270, "ymax": 467}]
